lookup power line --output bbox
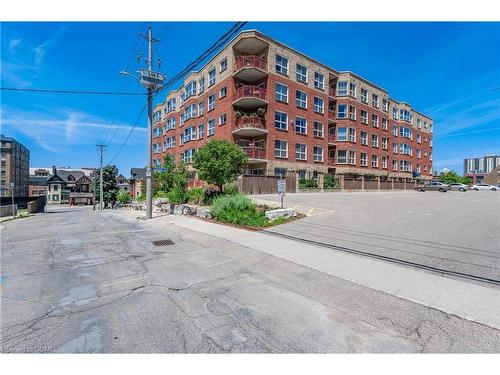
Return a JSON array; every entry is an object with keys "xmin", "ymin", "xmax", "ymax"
[{"xmin": 0, "ymin": 87, "xmax": 145, "ymax": 96}]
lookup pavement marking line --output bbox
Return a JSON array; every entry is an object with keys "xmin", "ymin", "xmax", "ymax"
[
  {"xmin": 101, "ymin": 276, "xmax": 147, "ymax": 288},
  {"xmin": 166, "ymin": 215, "xmax": 500, "ymax": 330},
  {"xmin": 207, "ymin": 259, "xmax": 233, "ymax": 268},
  {"xmin": 307, "ymin": 208, "xmax": 315, "ymax": 216}
]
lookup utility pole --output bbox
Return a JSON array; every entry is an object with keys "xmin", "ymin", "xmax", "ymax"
[
  {"xmin": 120, "ymin": 25, "xmax": 164, "ymax": 220},
  {"xmin": 96, "ymin": 144, "xmax": 107, "ymax": 211},
  {"xmin": 93, "ymin": 168, "xmax": 97, "ymax": 210}
]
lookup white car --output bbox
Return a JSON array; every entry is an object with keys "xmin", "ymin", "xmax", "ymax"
[{"xmin": 471, "ymin": 184, "xmax": 497, "ymax": 191}]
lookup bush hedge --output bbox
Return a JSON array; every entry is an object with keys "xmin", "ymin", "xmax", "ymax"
[{"xmin": 210, "ymin": 194, "xmax": 270, "ymax": 227}]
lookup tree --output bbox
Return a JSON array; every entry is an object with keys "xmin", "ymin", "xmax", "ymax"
[
  {"xmin": 193, "ymin": 140, "xmax": 248, "ymax": 192},
  {"xmin": 439, "ymin": 170, "xmax": 472, "ymax": 185},
  {"xmin": 92, "ymin": 165, "xmax": 119, "ymax": 208},
  {"xmin": 117, "ymin": 190, "xmax": 131, "ymax": 204},
  {"xmin": 153, "ymin": 154, "xmax": 176, "ymax": 194}
]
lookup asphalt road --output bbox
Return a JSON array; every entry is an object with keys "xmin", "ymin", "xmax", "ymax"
[
  {"xmin": 252, "ymin": 191, "xmax": 500, "ymax": 284},
  {"xmin": 1, "ymin": 205, "xmax": 499, "ymax": 353}
]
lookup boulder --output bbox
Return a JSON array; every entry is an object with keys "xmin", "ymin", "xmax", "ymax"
[
  {"xmin": 265, "ymin": 208, "xmax": 297, "ymax": 221},
  {"xmin": 154, "ymin": 198, "xmax": 169, "ymax": 206},
  {"xmin": 196, "ymin": 207, "xmax": 212, "ymax": 219}
]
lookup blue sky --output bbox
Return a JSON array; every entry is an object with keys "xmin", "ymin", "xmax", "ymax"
[{"xmin": 1, "ymin": 22, "xmax": 499, "ymax": 176}]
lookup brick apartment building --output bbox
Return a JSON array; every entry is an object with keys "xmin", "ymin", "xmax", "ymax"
[
  {"xmin": 151, "ymin": 30, "xmax": 434, "ymax": 189},
  {"xmin": 1, "ymin": 135, "xmax": 30, "ymax": 198}
]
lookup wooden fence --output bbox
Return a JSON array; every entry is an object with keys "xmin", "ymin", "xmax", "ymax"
[{"xmin": 237, "ymin": 174, "xmax": 296, "ymax": 195}]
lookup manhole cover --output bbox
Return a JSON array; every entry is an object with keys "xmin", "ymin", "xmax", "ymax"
[{"xmin": 151, "ymin": 239, "xmax": 175, "ymax": 246}]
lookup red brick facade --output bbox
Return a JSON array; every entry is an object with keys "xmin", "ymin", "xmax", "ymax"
[{"xmin": 152, "ymin": 30, "xmax": 433, "ymax": 183}]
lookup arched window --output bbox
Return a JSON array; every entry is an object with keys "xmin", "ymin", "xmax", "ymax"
[{"xmin": 67, "ymin": 175, "xmax": 75, "ymax": 181}]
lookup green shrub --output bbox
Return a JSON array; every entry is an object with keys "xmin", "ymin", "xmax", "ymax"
[
  {"xmin": 211, "ymin": 194, "xmax": 269, "ymax": 227},
  {"xmin": 299, "ymin": 178, "xmax": 318, "ymax": 189},
  {"xmin": 154, "ymin": 190, "xmax": 170, "ymax": 199},
  {"xmin": 136, "ymin": 193, "xmax": 146, "ymax": 202},
  {"xmin": 117, "ymin": 191, "xmax": 132, "ymax": 204},
  {"xmin": 223, "ymin": 182, "xmax": 239, "ymax": 196},
  {"xmin": 188, "ymin": 187, "xmax": 205, "ymax": 205},
  {"xmin": 323, "ymin": 174, "xmax": 340, "ymax": 189},
  {"xmin": 167, "ymin": 187, "xmax": 188, "ymax": 204}
]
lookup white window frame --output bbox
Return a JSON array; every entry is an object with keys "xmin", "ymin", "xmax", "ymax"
[
  {"xmin": 313, "ymin": 121, "xmax": 324, "ymax": 138},
  {"xmin": 208, "ymin": 94, "xmax": 216, "ymax": 111},
  {"xmin": 275, "ymin": 82, "xmax": 288, "ymax": 103},
  {"xmin": 208, "ymin": 68, "xmax": 216, "ymax": 87},
  {"xmin": 314, "ymin": 97, "xmax": 324, "ymax": 114},
  {"xmin": 295, "ymin": 143, "xmax": 307, "ymax": 160},
  {"xmin": 275, "ymin": 54, "xmax": 289, "ymax": 75},
  {"xmin": 313, "ymin": 146, "xmax": 323, "ymax": 162},
  {"xmin": 314, "ymin": 72, "xmax": 324, "ymax": 90},
  {"xmin": 295, "ymin": 117, "xmax": 307, "ymax": 135},
  {"xmin": 296, "ymin": 63, "xmax": 308, "ymax": 83},
  {"xmin": 296, "ymin": 90, "xmax": 308, "ymax": 109},
  {"xmin": 275, "ymin": 111, "xmax": 288, "ymax": 130},
  {"xmin": 275, "ymin": 139, "xmax": 288, "ymax": 158}
]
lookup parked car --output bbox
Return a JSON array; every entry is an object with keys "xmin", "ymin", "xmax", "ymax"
[
  {"xmin": 448, "ymin": 183, "xmax": 468, "ymax": 192},
  {"xmin": 471, "ymin": 184, "xmax": 497, "ymax": 191},
  {"xmin": 416, "ymin": 181, "xmax": 451, "ymax": 192}
]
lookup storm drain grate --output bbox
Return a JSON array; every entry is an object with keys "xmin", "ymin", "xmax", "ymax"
[{"xmin": 151, "ymin": 239, "xmax": 175, "ymax": 246}]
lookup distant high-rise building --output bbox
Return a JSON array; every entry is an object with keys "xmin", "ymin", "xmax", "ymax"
[
  {"xmin": 0, "ymin": 135, "xmax": 30, "ymax": 198},
  {"xmin": 463, "ymin": 154, "xmax": 500, "ymax": 183}
]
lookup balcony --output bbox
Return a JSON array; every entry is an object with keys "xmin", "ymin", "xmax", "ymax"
[
  {"xmin": 233, "ymin": 116, "xmax": 267, "ymax": 137},
  {"xmin": 328, "ymin": 134, "xmax": 336, "ymax": 144},
  {"xmin": 240, "ymin": 146, "xmax": 266, "ymax": 163},
  {"xmin": 233, "ymin": 85, "xmax": 267, "ymax": 110},
  {"xmin": 329, "ymin": 88, "xmax": 336, "ymax": 97},
  {"xmin": 234, "ymin": 55, "xmax": 268, "ymax": 82},
  {"xmin": 328, "ymin": 157, "xmax": 336, "ymax": 166},
  {"xmin": 328, "ymin": 110, "xmax": 336, "ymax": 122}
]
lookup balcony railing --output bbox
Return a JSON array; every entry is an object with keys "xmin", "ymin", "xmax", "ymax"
[
  {"xmin": 328, "ymin": 134, "xmax": 336, "ymax": 143},
  {"xmin": 236, "ymin": 85, "xmax": 267, "ymax": 100},
  {"xmin": 328, "ymin": 157, "xmax": 335, "ymax": 166},
  {"xmin": 328, "ymin": 110, "xmax": 336, "ymax": 121},
  {"xmin": 235, "ymin": 55, "xmax": 267, "ymax": 71},
  {"xmin": 235, "ymin": 116, "xmax": 266, "ymax": 130},
  {"xmin": 329, "ymin": 88, "xmax": 336, "ymax": 97},
  {"xmin": 240, "ymin": 146, "xmax": 266, "ymax": 159}
]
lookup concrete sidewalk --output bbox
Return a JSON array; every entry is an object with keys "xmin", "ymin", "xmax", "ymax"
[{"xmin": 164, "ymin": 215, "xmax": 500, "ymax": 330}]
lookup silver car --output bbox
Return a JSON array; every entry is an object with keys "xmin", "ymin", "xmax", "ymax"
[
  {"xmin": 448, "ymin": 183, "xmax": 468, "ymax": 192},
  {"xmin": 416, "ymin": 181, "xmax": 451, "ymax": 192},
  {"xmin": 471, "ymin": 184, "xmax": 497, "ymax": 191}
]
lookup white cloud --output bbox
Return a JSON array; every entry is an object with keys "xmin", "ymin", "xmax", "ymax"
[
  {"xmin": 8, "ymin": 38, "xmax": 22, "ymax": 53},
  {"xmin": 1, "ymin": 106, "xmax": 146, "ymax": 154}
]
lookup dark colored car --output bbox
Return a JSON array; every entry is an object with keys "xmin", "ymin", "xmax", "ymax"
[{"xmin": 416, "ymin": 181, "xmax": 451, "ymax": 192}]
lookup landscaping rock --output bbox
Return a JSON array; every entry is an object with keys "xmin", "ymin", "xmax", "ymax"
[
  {"xmin": 265, "ymin": 208, "xmax": 297, "ymax": 221},
  {"xmin": 154, "ymin": 198, "xmax": 168, "ymax": 206},
  {"xmin": 196, "ymin": 207, "xmax": 212, "ymax": 219}
]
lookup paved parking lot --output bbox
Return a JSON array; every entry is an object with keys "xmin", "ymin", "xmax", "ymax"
[{"xmin": 251, "ymin": 191, "xmax": 500, "ymax": 283}]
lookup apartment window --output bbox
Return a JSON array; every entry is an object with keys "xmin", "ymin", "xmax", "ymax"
[
  {"xmin": 208, "ymin": 68, "xmax": 216, "ymax": 86},
  {"xmin": 392, "ymin": 160, "xmax": 398, "ymax": 171},
  {"xmin": 313, "ymin": 146, "xmax": 323, "ymax": 162},
  {"xmin": 417, "ymin": 133, "xmax": 422, "ymax": 143},
  {"xmin": 400, "ymin": 160, "xmax": 412, "ymax": 172},
  {"xmin": 220, "ymin": 86, "xmax": 227, "ymax": 99},
  {"xmin": 382, "ymin": 156, "xmax": 388, "ymax": 169},
  {"xmin": 166, "ymin": 117, "xmax": 176, "ymax": 131},
  {"xmin": 185, "ymin": 80, "xmax": 197, "ymax": 99},
  {"xmin": 392, "ymin": 125, "xmax": 398, "ymax": 137},
  {"xmin": 337, "ymin": 127, "xmax": 348, "ymax": 141},
  {"xmin": 337, "ymin": 104, "xmax": 347, "ymax": 119},
  {"xmin": 372, "ymin": 114, "xmax": 379, "ymax": 127},
  {"xmin": 182, "ymin": 126, "xmax": 197, "ymax": 143},
  {"xmin": 360, "ymin": 110, "xmax": 368, "ymax": 124},
  {"xmin": 198, "ymin": 125, "xmax": 205, "ymax": 139},
  {"xmin": 275, "ymin": 140, "xmax": 288, "ymax": 158},
  {"xmin": 314, "ymin": 72, "xmax": 324, "ymax": 90},
  {"xmin": 371, "ymin": 155, "xmax": 378, "ymax": 168},
  {"xmin": 208, "ymin": 119, "xmax": 215, "ymax": 136},
  {"xmin": 337, "ymin": 150, "xmax": 347, "ymax": 164},
  {"xmin": 295, "ymin": 143, "xmax": 307, "ymax": 160},
  {"xmin": 275, "ymin": 111, "xmax": 288, "ymax": 130},
  {"xmin": 372, "ymin": 93, "xmax": 379, "ymax": 108},
  {"xmin": 348, "ymin": 150, "xmax": 356, "ymax": 165},
  {"xmin": 154, "ymin": 127, "xmax": 161, "ymax": 137},
  {"xmin": 372, "ymin": 134, "xmax": 379, "ymax": 148},
  {"xmin": 167, "ymin": 98, "xmax": 176, "ymax": 112},
  {"xmin": 219, "ymin": 113, "xmax": 227, "ymax": 126},
  {"xmin": 400, "ymin": 143, "xmax": 412, "ymax": 156},
  {"xmin": 220, "ymin": 58, "xmax": 227, "ymax": 72},
  {"xmin": 382, "ymin": 98, "xmax": 388, "ymax": 112},
  {"xmin": 184, "ymin": 103, "xmax": 197, "ymax": 121},
  {"xmin": 392, "ymin": 107, "xmax": 398, "ymax": 120},
  {"xmin": 337, "ymin": 81, "xmax": 348, "ymax": 96},
  {"xmin": 198, "ymin": 102, "xmax": 205, "ymax": 116},
  {"xmin": 399, "ymin": 109, "xmax": 412, "ymax": 122},
  {"xmin": 208, "ymin": 94, "xmax": 215, "ymax": 111},
  {"xmin": 360, "ymin": 131, "xmax": 368, "ymax": 145},
  {"xmin": 314, "ymin": 97, "xmax": 324, "ymax": 113},
  {"xmin": 349, "ymin": 128, "xmax": 356, "ymax": 142},
  {"xmin": 349, "ymin": 105, "xmax": 356, "ymax": 120},
  {"xmin": 361, "ymin": 88, "xmax": 368, "ymax": 104},
  {"xmin": 392, "ymin": 142, "xmax": 398, "ymax": 154},
  {"xmin": 399, "ymin": 126, "xmax": 412, "ymax": 139},
  {"xmin": 296, "ymin": 64, "xmax": 308, "ymax": 83},
  {"xmin": 198, "ymin": 77, "xmax": 205, "ymax": 94},
  {"xmin": 313, "ymin": 121, "xmax": 324, "ymax": 138},
  {"xmin": 349, "ymin": 82, "xmax": 356, "ymax": 98},
  {"xmin": 416, "ymin": 118, "xmax": 422, "ymax": 128},
  {"xmin": 382, "ymin": 137, "xmax": 388, "ymax": 150},
  {"xmin": 416, "ymin": 164, "xmax": 421, "ymax": 174},
  {"xmin": 382, "ymin": 118, "xmax": 388, "ymax": 130},
  {"xmin": 360, "ymin": 152, "xmax": 368, "ymax": 166},
  {"xmin": 295, "ymin": 117, "xmax": 307, "ymax": 134},
  {"xmin": 275, "ymin": 83, "xmax": 288, "ymax": 103},
  {"xmin": 417, "ymin": 148, "xmax": 421, "ymax": 158},
  {"xmin": 296, "ymin": 90, "xmax": 308, "ymax": 109},
  {"xmin": 276, "ymin": 54, "xmax": 289, "ymax": 75}
]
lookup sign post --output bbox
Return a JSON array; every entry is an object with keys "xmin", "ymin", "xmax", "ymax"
[
  {"xmin": 10, "ymin": 182, "xmax": 15, "ymax": 216},
  {"xmin": 277, "ymin": 179, "xmax": 286, "ymax": 209}
]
